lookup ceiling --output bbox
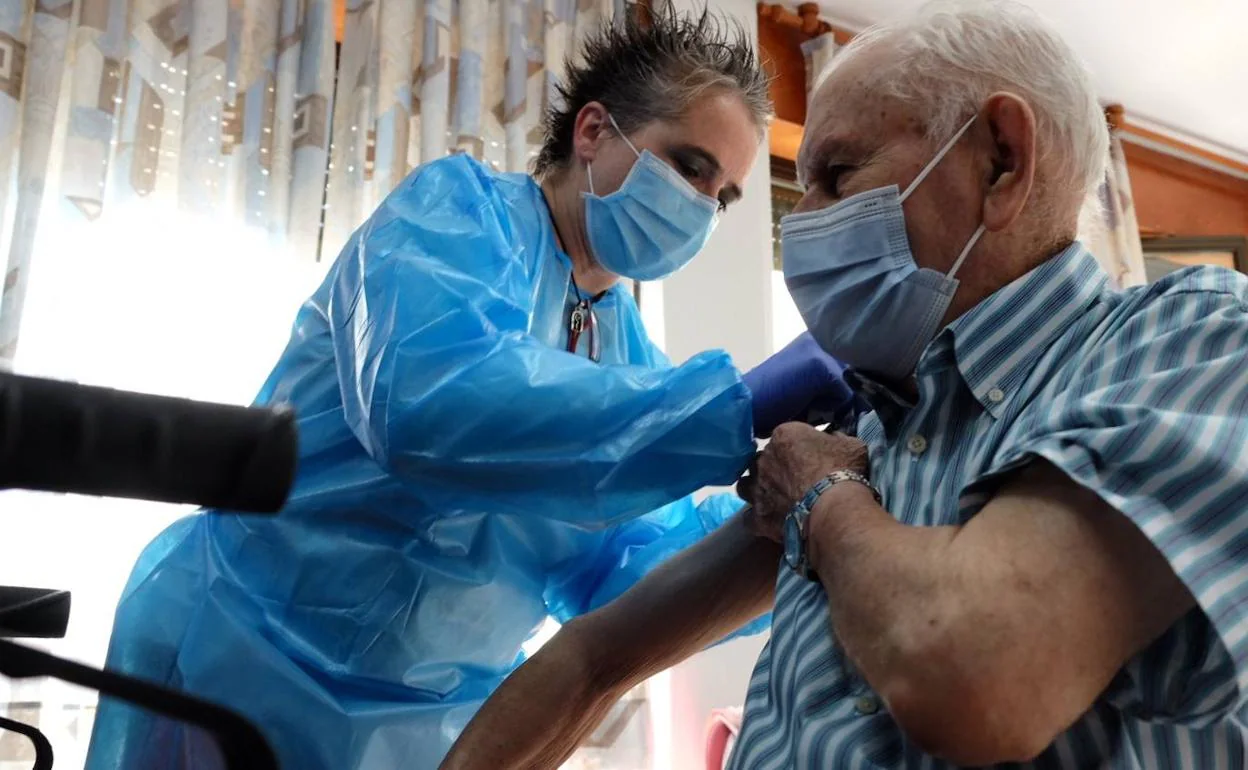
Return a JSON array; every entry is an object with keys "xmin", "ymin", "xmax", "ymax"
[{"xmin": 818, "ymin": 0, "xmax": 1248, "ymax": 161}]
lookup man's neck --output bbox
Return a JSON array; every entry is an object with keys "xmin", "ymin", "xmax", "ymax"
[{"xmin": 940, "ymin": 231, "xmax": 1077, "ymax": 329}]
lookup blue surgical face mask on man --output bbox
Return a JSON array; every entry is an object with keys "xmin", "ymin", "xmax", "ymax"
[
  {"xmin": 781, "ymin": 114, "xmax": 986, "ymax": 382},
  {"xmin": 583, "ymin": 114, "xmax": 720, "ymax": 282}
]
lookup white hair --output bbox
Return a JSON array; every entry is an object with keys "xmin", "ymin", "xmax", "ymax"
[{"xmin": 826, "ymin": 0, "xmax": 1108, "ymax": 203}]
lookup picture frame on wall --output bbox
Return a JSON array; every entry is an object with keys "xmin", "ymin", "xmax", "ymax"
[{"xmin": 1140, "ymin": 236, "xmax": 1247, "ymax": 282}]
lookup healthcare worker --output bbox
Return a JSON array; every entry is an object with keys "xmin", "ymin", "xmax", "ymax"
[{"xmin": 85, "ymin": 9, "xmax": 858, "ymax": 770}]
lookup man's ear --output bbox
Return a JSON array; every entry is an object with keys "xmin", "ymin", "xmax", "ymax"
[
  {"xmin": 572, "ymin": 102, "xmax": 610, "ymax": 166},
  {"xmin": 980, "ymin": 92, "xmax": 1036, "ymax": 233}
]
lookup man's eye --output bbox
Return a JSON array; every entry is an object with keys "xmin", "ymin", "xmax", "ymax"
[{"xmin": 819, "ymin": 165, "xmax": 851, "ymax": 198}]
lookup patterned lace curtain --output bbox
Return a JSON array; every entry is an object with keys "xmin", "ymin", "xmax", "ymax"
[
  {"xmin": 1080, "ymin": 112, "xmax": 1147, "ymax": 288},
  {"xmin": 321, "ymin": 0, "xmax": 622, "ymax": 259},
  {"xmin": 0, "ymin": 0, "xmax": 625, "ymax": 368},
  {"xmin": 0, "ymin": 0, "xmax": 340, "ymax": 368}
]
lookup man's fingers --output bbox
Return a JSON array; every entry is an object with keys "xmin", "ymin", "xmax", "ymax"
[
  {"xmin": 758, "ymin": 485, "xmax": 788, "ymax": 525},
  {"xmin": 740, "ymin": 505, "xmax": 762, "ymax": 535},
  {"xmin": 737, "ymin": 473, "xmax": 757, "ymax": 504},
  {"xmin": 741, "ymin": 504, "xmax": 782, "ymax": 543},
  {"xmin": 737, "ymin": 451, "xmax": 762, "ymax": 503}
]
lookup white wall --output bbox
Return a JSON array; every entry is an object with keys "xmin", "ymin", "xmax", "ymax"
[{"xmin": 640, "ymin": 0, "xmax": 779, "ymax": 766}]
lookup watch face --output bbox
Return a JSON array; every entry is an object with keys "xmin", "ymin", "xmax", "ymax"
[{"xmin": 783, "ymin": 515, "xmax": 802, "ymax": 570}]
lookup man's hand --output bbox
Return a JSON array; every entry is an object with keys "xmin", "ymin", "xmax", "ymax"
[{"xmin": 738, "ymin": 422, "xmax": 868, "ymax": 541}]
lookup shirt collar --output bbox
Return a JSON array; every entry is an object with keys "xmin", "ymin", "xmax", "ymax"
[
  {"xmin": 845, "ymin": 243, "xmax": 1108, "ymax": 424},
  {"xmin": 846, "ymin": 369, "xmax": 913, "ymax": 408},
  {"xmin": 943, "ymin": 241, "xmax": 1109, "ymax": 418}
]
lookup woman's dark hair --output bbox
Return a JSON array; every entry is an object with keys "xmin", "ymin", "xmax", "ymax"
[{"xmin": 534, "ymin": 5, "xmax": 772, "ymax": 178}]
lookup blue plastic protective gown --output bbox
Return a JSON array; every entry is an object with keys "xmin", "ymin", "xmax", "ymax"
[{"xmin": 84, "ymin": 155, "xmax": 765, "ymax": 770}]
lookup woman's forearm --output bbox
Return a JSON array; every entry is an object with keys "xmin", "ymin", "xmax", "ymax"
[
  {"xmin": 439, "ymin": 620, "xmax": 622, "ymax": 770},
  {"xmin": 586, "ymin": 512, "xmax": 779, "ymax": 685},
  {"xmin": 440, "ymin": 513, "xmax": 780, "ymax": 769}
]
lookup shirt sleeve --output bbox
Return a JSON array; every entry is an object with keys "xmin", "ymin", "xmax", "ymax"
[
  {"xmin": 324, "ymin": 156, "xmax": 755, "ymax": 527},
  {"xmin": 1010, "ymin": 276, "xmax": 1248, "ymax": 726}
]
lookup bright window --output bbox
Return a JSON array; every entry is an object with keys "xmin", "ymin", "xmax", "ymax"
[
  {"xmin": 0, "ymin": 205, "xmax": 329, "ymax": 767},
  {"xmin": 771, "ymin": 181, "xmax": 808, "ymax": 350}
]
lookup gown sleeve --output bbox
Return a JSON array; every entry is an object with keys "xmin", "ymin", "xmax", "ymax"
[
  {"xmin": 326, "ymin": 156, "xmax": 755, "ymax": 526},
  {"xmin": 544, "ymin": 492, "xmax": 773, "ymax": 641}
]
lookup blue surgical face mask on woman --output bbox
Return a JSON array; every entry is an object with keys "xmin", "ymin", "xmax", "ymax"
[
  {"xmin": 583, "ymin": 114, "xmax": 720, "ymax": 282},
  {"xmin": 780, "ymin": 114, "xmax": 986, "ymax": 382}
]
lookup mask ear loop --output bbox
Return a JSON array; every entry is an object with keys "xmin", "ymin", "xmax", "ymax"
[
  {"xmin": 900, "ymin": 113, "xmax": 979, "ymax": 203},
  {"xmin": 897, "ymin": 113, "xmax": 984, "ymax": 279},
  {"xmin": 606, "ymin": 113, "xmax": 641, "ymax": 158},
  {"xmin": 946, "ymin": 224, "xmax": 986, "ymax": 279},
  {"xmin": 586, "ymin": 113, "xmax": 639, "ymax": 197}
]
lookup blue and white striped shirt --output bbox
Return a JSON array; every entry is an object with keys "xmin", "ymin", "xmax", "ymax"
[{"xmin": 729, "ymin": 243, "xmax": 1248, "ymax": 769}]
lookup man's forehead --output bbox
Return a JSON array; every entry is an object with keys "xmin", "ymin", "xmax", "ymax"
[
  {"xmin": 798, "ymin": 67, "xmax": 921, "ymax": 173},
  {"xmin": 798, "ymin": 86, "xmax": 880, "ymax": 169}
]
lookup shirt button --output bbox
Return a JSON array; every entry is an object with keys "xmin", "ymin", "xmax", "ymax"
[
  {"xmin": 854, "ymin": 695, "xmax": 880, "ymax": 715},
  {"xmin": 906, "ymin": 435, "xmax": 928, "ymax": 455},
  {"xmin": 987, "ymin": 386, "xmax": 1006, "ymax": 404}
]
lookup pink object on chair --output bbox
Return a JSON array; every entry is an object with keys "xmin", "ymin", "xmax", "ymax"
[{"xmin": 704, "ymin": 707, "xmax": 743, "ymax": 770}]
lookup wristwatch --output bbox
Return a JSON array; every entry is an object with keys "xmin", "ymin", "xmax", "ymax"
[{"xmin": 784, "ymin": 470, "xmax": 881, "ymax": 581}]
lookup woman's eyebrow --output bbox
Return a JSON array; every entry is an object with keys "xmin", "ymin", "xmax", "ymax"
[{"xmin": 670, "ymin": 144, "xmax": 722, "ymax": 175}]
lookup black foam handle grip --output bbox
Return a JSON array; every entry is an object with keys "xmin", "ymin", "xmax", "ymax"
[
  {"xmin": 0, "ymin": 373, "xmax": 297, "ymax": 513},
  {"xmin": 0, "ymin": 587, "xmax": 71, "ymax": 639}
]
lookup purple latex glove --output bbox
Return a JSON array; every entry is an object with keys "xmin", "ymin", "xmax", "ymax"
[{"xmin": 741, "ymin": 331, "xmax": 857, "ymax": 438}]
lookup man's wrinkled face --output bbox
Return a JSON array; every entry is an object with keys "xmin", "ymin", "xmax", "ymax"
[{"xmin": 793, "ymin": 48, "xmax": 989, "ymax": 278}]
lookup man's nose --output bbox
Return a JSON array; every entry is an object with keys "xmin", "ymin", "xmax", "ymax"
[{"xmin": 791, "ymin": 189, "xmax": 832, "ymax": 215}]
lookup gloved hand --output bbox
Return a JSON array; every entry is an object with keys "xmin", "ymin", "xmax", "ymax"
[{"xmin": 742, "ymin": 331, "xmax": 858, "ymax": 438}]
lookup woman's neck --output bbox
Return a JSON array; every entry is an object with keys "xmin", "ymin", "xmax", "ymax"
[{"xmin": 541, "ymin": 173, "xmax": 618, "ymax": 296}]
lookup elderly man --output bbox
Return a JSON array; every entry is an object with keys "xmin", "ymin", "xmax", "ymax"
[{"xmin": 439, "ymin": 1, "xmax": 1248, "ymax": 768}]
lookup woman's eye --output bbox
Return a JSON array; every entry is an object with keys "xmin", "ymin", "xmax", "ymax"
[{"xmin": 676, "ymin": 159, "xmax": 701, "ymax": 179}]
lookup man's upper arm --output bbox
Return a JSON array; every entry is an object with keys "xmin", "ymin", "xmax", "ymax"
[
  {"xmin": 980, "ymin": 280, "xmax": 1248, "ymax": 732},
  {"xmin": 577, "ymin": 511, "xmax": 779, "ymax": 690},
  {"xmin": 951, "ymin": 460, "xmax": 1196, "ymax": 747}
]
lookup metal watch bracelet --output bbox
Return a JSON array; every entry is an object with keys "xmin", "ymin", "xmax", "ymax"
[{"xmin": 784, "ymin": 470, "xmax": 882, "ymax": 581}]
